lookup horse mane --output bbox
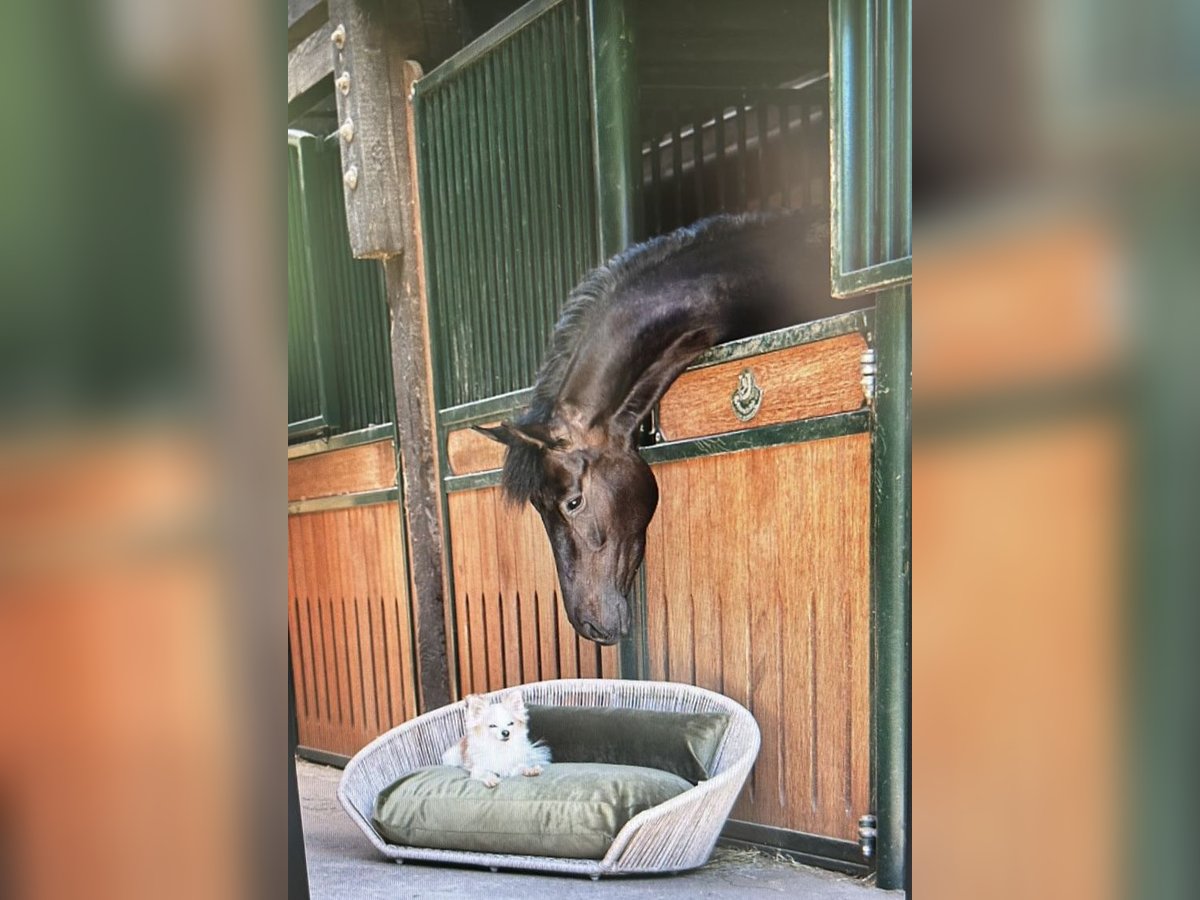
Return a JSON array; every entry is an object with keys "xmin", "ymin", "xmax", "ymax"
[{"xmin": 499, "ymin": 212, "xmax": 791, "ymax": 504}]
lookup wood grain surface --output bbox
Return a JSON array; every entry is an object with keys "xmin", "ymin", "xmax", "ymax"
[
  {"xmin": 447, "ymin": 486, "xmax": 619, "ymax": 696},
  {"xmin": 446, "ymin": 423, "xmax": 506, "ymax": 476},
  {"xmin": 287, "ymin": 440, "xmax": 396, "ymax": 501},
  {"xmin": 643, "ymin": 434, "xmax": 871, "ymax": 841},
  {"xmin": 658, "ymin": 333, "xmax": 867, "ymax": 441},
  {"xmin": 288, "ymin": 502, "xmax": 418, "ymax": 757}
]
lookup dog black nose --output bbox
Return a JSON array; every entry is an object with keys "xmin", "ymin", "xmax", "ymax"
[{"xmin": 500, "ymin": 730, "xmax": 510, "ymax": 739}]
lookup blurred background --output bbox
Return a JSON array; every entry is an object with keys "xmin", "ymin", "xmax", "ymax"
[{"xmin": 0, "ymin": 0, "xmax": 1195, "ymax": 898}]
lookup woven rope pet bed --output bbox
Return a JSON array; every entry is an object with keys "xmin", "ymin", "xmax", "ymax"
[{"xmin": 338, "ymin": 678, "xmax": 761, "ymax": 878}]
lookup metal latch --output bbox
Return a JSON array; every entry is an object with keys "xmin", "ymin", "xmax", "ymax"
[{"xmin": 858, "ymin": 814, "xmax": 878, "ymax": 859}]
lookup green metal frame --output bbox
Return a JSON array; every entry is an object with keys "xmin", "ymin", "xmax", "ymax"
[
  {"xmin": 829, "ymin": 0, "xmax": 911, "ymax": 298},
  {"xmin": 870, "ymin": 286, "xmax": 911, "ymax": 891},
  {"xmin": 289, "ymin": 131, "xmax": 342, "ymax": 438},
  {"xmin": 287, "ymin": 423, "xmax": 396, "ymax": 459}
]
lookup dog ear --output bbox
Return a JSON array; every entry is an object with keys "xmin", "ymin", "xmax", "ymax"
[
  {"xmin": 463, "ymin": 694, "xmax": 487, "ymax": 724},
  {"xmin": 499, "ymin": 689, "xmax": 526, "ymax": 718}
]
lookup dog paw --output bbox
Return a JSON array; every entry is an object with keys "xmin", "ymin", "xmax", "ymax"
[
  {"xmin": 481, "ymin": 774, "xmax": 500, "ymax": 788},
  {"xmin": 520, "ymin": 765, "xmax": 543, "ymax": 777}
]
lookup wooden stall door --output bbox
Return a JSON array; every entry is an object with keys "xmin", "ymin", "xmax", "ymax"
[
  {"xmin": 643, "ymin": 433, "xmax": 871, "ymax": 843},
  {"xmin": 287, "ymin": 441, "xmax": 419, "ymax": 759},
  {"xmin": 446, "ymin": 486, "xmax": 620, "ymax": 695}
]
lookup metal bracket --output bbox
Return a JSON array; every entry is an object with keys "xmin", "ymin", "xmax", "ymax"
[{"xmin": 860, "ymin": 348, "xmax": 877, "ymax": 405}]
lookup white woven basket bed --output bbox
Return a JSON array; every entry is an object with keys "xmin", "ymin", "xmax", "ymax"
[{"xmin": 338, "ymin": 678, "xmax": 761, "ymax": 878}]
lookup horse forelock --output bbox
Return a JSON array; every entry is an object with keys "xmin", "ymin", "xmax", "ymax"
[{"xmin": 499, "ymin": 436, "xmax": 545, "ymax": 506}]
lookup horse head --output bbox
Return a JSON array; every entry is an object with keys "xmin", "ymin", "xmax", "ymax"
[{"xmin": 476, "ymin": 418, "xmax": 658, "ymax": 645}]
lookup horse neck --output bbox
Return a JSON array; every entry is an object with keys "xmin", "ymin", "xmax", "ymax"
[{"xmin": 553, "ymin": 284, "xmax": 733, "ymax": 435}]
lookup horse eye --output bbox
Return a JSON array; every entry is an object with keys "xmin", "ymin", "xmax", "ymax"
[{"xmin": 564, "ymin": 495, "xmax": 583, "ymax": 513}]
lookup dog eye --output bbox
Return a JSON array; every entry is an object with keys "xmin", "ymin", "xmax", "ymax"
[{"xmin": 488, "ymin": 724, "xmax": 496, "ymax": 728}]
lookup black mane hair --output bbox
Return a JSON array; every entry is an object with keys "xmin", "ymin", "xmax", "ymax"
[{"xmin": 498, "ymin": 211, "xmax": 802, "ymax": 504}]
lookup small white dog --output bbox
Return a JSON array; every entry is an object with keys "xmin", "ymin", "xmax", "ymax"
[{"xmin": 441, "ymin": 689, "xmax": 551, "ymax": 788}]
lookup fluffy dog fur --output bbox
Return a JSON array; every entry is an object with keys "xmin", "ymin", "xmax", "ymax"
[{"xmin": 441, "ymin": 690, "xmax": 552, "ymax": 788}]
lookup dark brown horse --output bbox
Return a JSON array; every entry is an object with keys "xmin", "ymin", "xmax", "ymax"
[{"xmin": 476, "ymin": 211, "xmax": 848, "ymax": 644}]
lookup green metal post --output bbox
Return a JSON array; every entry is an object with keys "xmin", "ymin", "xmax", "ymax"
[
  {"xmin": 588, "ymin": 0, "xmax": 642, "ymax": 678},
  {"xmin": 872, "ymin": 285, "xmax": 911, "ymax": 890},
  {"xmin": 588, "ymin": 0, "xmax": 640, "ymax": 259}
]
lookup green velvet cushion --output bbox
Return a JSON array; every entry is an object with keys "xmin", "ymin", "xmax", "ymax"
[
  {"xmin": 372, "ymin": 763, "xmax": 691, "ymax": 859},
  {"xmin": 527, "ymin": 705, "xmax": 730, "ymax": 784}
]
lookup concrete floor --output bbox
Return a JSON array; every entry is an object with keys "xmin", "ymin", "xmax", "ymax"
[{"xmin": 297, "ymin": 759, "xmax": 901, "ymax": 899}]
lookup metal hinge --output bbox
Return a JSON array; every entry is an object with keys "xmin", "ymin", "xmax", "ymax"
[
  {"xmin": 860, "ymin": 348, "xmax": 877, "ymax": 405},
  {"xmin": 858, "ymin": 814, "xmax": 878, "ymax": 859}
]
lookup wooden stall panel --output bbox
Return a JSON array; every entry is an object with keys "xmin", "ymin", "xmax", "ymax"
[
  {"xmin": 644, "ymin": 434, "xmax": 870, "ymax": 841},
  {"xmin": 446, "ymin": 424, "xmax": 506, "ymax": 476},
  {"xmin": 288, "ymin": 440, "xmax": 396, "ymax": 501},
  {"xmin": 658, "ymin": 334, "xmax": 867, "ymax": 442},
  {"xmin": 287, "ymin": 502, "xmax": 418, "ymax": 758},
  {"xmin": 447, "ymin": 486, "xmax": 618, "ymax": 696}
]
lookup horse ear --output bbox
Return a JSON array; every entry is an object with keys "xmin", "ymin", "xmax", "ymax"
[{"xmin": 472, "ymin": 421, "xmax": 553, "ymax": 451}]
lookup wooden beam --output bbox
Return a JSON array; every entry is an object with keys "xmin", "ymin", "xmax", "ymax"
[
  {"xmin": 288, "ymin": 19, "xmax": 334, "ymax": 106},
  {"xmin": 383, "ymin": 60, "xmax": 454, "ymax": 712},
  {"xmin": 327, "ymin": 0, "xmax": 467, "ymax": 256},
  {"xmin": 289, "ymin": 0, "xmax": 328, "ymax": 51}
]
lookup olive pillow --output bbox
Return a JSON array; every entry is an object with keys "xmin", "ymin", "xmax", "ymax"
[
  {"xmin": 372, "ymin": 763, "xmax": 691, "ymax": 859},
  {"xmin": 527, "ymin": 705, "xmax": 729, "ymax": 784}
]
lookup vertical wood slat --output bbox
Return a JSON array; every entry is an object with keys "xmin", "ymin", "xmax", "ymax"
[
  {"xmin": 643, "ymin": 435, "xmax": 870, "ymax": 841},
  {"xmin": 287, "ymin": 502, "xmax": 418, "ymax": 759},
  {"xmin": 448, "ymin": 485, "xmax": 609, "ymax": 695}
]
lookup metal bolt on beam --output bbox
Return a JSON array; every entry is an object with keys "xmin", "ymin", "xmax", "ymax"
[
  {"xmin": 336, "ymin": 72, "xmax": 350, "ymax": 94},
  {"xmin": 339, "ymin": 118, "xmax": 354, "ymax": 143},
  {"xmin": 343, "ymin": 165, "xmax": 358, "ymax": 191},
  {"xmin": 331, "ymin": 24, "xmax": 346, "ymax": 49}
]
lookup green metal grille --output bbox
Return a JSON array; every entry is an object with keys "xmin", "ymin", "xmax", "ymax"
[
  {"xmin": 414, "ymin": 0, "xmax": 599, "ymax": 409},
  {"xmin": 287, "ymin": 131, "xmax": 394, "ymax": 438},
  {"xmin": 639, "ymin": 82, "xmax": 830, "ymax": 239},
  {"xmin": 830, "ymin": 0, "xmax": 911, "ymax": 297}
]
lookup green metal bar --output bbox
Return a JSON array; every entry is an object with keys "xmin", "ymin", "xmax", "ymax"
[
  {"xmin": 641, "ymin": 410, "xmax": 871, "ymax": 467},
  {"xmin": 687, "ymin": 309, "xmax": 872, "ymax": 370},
  {"xmin": 833, "ymin": 255, "xmax": 912, "ymax": 299},
  {"xmin": 871, "ymin": 285, "xmax": 910, "ymax": 891},
  {"xmin": 528, "ymin": 21, "xmax": 559, "ymax": 361},
  {"xmin": 878, "ymin": 0, "xmax": 896, "ymax": 257},
  {"xmin": 439, "ymin": 390, "xmax": 534, "ymax": 428},
  {"xmin": 829, "ymin": 0, "xmax": 851, "ymax": 284},
  {"xmin": 287, "ymin": 415, "xmax": 329, "ymax": 441},
  {"xmin": 588, "ymin": 0, "xmax": 639, "ymax": 258},
  {"xmin": 287, "ymin": 487, "xmax": 400, "ymax": 516},
  {"xmin": 896, "ymin": 0, "xmax": 912, "ymax": 255},
  {"xmin": 444, "ymin": 470, "xmax": 504, "ymax": 494},
  {"xmin": 542, "ymin": 12, "xmax": 568, "ymax": 302},
  {"xmin": 859, "ymin": 1, "xmax": 877, "ymax": 266},
  {"xmin": 506, "ymin": 39, "xmax": 535, "ymax": 390},
  {"xmin": 288, "ymin": 423, "xmax": 396, "ymax": 459}
]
